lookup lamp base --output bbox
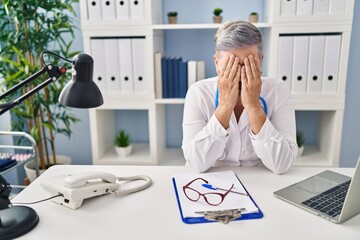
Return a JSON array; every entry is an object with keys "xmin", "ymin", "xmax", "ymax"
[{"xmin": 0, "ymin": 206, "xmax": 39, "ymax": 240}]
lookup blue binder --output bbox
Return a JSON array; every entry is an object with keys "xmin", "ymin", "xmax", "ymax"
[
  {"xmin": 172, "ymin": 173, "xmax": 263, "ymax": 224},
  {"xmin": 161, "ymin": 57, "xmax": 168, "ymax": 98},
  {"xmin": 179, "ymin": 60, "xmax": 188, "ymax": 98},
  {"xmin": 173, "ymin": 57, "xmax": 181, "ymax": 98},
  {"xmin": 167, "ymin": 57, "xmax": 174, "ymax": 98}
]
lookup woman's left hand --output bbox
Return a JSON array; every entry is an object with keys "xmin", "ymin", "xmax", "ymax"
[{"xmin": 241, "ymin": 55, "xmax": 262, "ymax": 111}]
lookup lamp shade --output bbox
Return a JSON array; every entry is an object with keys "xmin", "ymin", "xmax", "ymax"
[{"xmin": 59, "ymin": 53, "xmax": 103, "ymax": 108}]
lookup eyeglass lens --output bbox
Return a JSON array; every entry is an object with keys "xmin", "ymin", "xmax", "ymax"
[{"xmin": 184, "ymin": 188, "xmax": 223, "ymax": 206}]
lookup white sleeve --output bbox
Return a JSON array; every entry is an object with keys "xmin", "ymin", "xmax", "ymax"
[
  {"xmin": 181, "ymin": 84, "xmax": 229, "ymax": 173},
  {"xmin": 250, "ymin": 82, "xmax": 298, "ymax": 174}
]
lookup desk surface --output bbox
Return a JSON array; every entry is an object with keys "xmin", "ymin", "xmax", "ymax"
[{"xmin": 12, "ymin": 165, "xmax": 360, "ymax": 240}]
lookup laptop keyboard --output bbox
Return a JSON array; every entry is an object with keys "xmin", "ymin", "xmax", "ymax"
[{"xmin": 301, "ymin": 180, "xmax": 351, "ymax": 218}]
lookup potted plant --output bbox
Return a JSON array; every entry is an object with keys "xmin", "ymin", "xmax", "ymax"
[
  {"xmin": 297, "ymin": 130, "xmax": 306, "ymax": 157},
  {"xmin": 248, "ymin": 12, "xmax": 259, "ymax": 23},
  {"xmin": 0, "ymin": 1, "xmax": 80, "ymax": 180},
  {"xmin": 167, "ymin": 11, "xmax": 178, "ymax": 24},
  {"xmin": 114, "ymin": 129, "xmax": 132, "ymax": 157},
  {"xmin": 213, "ymin": 8, "xmax": 223, "ymax": 24}
]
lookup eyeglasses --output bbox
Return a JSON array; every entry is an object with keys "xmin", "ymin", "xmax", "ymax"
[{"xmin": 182, "ymin": 178, "xmax": 234, "ymax": 206}]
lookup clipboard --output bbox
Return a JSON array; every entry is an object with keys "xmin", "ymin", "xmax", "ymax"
[{"xmin": 172, "ymin": 171, "xmax": 263, "ymax": 224}]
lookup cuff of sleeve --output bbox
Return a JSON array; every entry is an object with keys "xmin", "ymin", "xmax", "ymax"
[
  {"xmin": 249, "ymin": 118, "xmax": 275, "ymax": 142},
  {"xmin": 209, "ymin": 114, "xmax": 230, "ymax": 140}
]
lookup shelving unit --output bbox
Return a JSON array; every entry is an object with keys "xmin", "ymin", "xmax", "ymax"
[
  {"xmin": 0, "ymin": 131, "xmax": 39, "ymax": 179},
  {"xmin": 79, "ymin": 0, "xmax": 354, "ymax": 167},
  {"xmin": 263, "ymin": 0, "xmax": 354, "ymax": 167},
  {"xmin": 152, "ymin": 23, "xmax": 273, "ymax": 30}
]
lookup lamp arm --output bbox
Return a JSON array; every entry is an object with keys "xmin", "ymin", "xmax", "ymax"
[
  {"xmin": 0, "ymin": 64, "xmax": 67, "ymax": 116},
  {"xmin": 0, "ymin": 66, "xmax": 47, "ymax": 101}
]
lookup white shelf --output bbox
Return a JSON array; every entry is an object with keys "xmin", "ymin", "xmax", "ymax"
[
  {"xmin": 155, "ymin": 94, "xmax": 345, "ymax": 109},
  {"xmin": 81, "ymin": 20, "xmax": 151, "ymax": 31},
  {"xmin": 294, "ymin": 145, "xmax": 331, "ymax": 167},
  {"xmin": 82, "ymin": 0, "xmax": 354, "ymax": 167},
  {"xmin": 152, "ymin": 22, "xmax": 272, "ymax": 30},
  {"xmin": 154, "ymin": 95, "xmax": 345, "ymax": 110},
  {"xmin": 155, "ymin": 98, "xmax": 185, "ymax": 104},
  {"xmin": 293, "ymin": 94, "xmax": 345, "ymax": 110},
  {"xmin": 94, "ymin": 143, "xmax": 154, "ymax": 165}
]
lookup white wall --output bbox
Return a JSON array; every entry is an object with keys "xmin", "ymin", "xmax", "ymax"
[{"xmin": 339, "ymin": 0, "xmax": 360, "ymax": 167}]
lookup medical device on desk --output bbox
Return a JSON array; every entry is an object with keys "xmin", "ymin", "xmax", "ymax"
[
  {"xmin": 40, "ymin": 172, "xmax": 152, "ymax": 209},
  {"xmin": 214, "ymin": 87, "xmax": 268, "ymax": 115}
]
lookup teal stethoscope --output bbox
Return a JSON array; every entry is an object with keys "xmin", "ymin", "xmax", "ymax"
[{"xmin": 214, "ymin": 87, "xmax": 268, "ymax": 116}]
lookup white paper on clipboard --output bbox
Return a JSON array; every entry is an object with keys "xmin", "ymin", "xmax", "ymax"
[{"xmin": 173, "ymin": 171, "xmax": 259, "ymax": 218}]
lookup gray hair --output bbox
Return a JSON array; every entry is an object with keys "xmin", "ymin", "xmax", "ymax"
[{"xmin": 215, "ymin": 20, "xmax": 263, "ymax": 53}]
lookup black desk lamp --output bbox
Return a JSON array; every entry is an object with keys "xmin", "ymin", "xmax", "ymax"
[{"xmin": 0, "ymin": 51, "xmax": 103, "ymax": 239}]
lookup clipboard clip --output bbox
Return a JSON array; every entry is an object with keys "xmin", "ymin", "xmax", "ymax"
[{"xmin": 195, "ymin": 208, "xmax": 244, "ymax": 224}]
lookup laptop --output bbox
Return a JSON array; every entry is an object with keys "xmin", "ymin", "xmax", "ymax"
[{"xmin": 274, "ymin": 158, "xmax": 360, "ymax": 223}]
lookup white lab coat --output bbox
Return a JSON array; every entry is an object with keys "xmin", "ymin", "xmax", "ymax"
[{"xmin": 182, "ymin": 77, "xmax": 298, "ymax": 174}]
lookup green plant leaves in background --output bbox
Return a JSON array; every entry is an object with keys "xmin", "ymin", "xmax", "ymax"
[{"xmin": 0, "ymin": 0, "xmax": 80, "ymax": 167}]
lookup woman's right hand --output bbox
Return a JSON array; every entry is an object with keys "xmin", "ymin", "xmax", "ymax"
[
  {"xmin": 217, "ymin": 55, "xmax": 241, "ymax": 111},
  {"xmin": 215, "ymin": 55, "xmax": 241, "ymax": 129}
]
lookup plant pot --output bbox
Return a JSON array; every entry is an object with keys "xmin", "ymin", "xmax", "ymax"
[
  {"xmin": 248, "ymin": 13, "xmax": 259, "ymax": 23},
  {"xmin": 297, "ymin": 146, "xmax": 304, "ymax": 158},
  {"xmin": 24, "ymin": 155, "xmax": 71, "ymax": 183},
  {"xmin": 115, "ymin": 145, "xmax": 132, "ymax": 157},
  {"xmin": 213, "ymin": 16, "xmax": 222, "ymax": 24},
  {"xmin": 168, "ymin": 16, "xmax": 177, "ymax": 24}
]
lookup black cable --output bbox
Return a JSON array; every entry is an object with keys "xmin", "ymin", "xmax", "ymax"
[
  {"xmin": 11, "ymin": 194, "xmax": 63, "ymax": 205},
  {"xmin": 40, "ymin": 51, "xmax": 72, "ymax": 66}
]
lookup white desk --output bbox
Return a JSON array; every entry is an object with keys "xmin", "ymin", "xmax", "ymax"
[{"xmin": 12, "ymin": 165, "xmax": 360, "ymax": 240}]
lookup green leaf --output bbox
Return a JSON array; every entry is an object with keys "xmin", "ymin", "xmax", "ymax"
[
  {"xmin": 4, "ymin": 69, "xmax": 24, "ymax": 82},
  {"xmin": 114, "ymin": 129, "xmax": 131, "ymax": 147},
  {"xmin": 0, "ymin": 57, "xmax": 21, "ymax": 68}
]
